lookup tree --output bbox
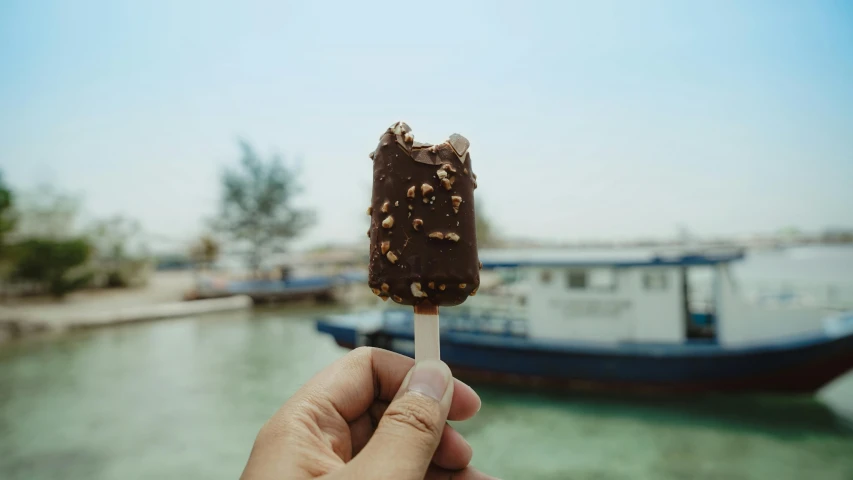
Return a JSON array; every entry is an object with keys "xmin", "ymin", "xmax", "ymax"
[
  {"xmin": 11, "ymin": 238, "xmax": 92, "ymax": 298},
  {"xmin": 212, "ymin": 140, "xmax": 315, "ymax": 273},
  {"xmin": 189, "ymin": 234, "xmax": 221, "ymax": 269},
  {"xmin": 88, "ymin": 216, "xmax": 148, "ymax": 287},
  {"xmin": 0, "ymin": 171, "xmax": 16, "ymax": 258},
  {"xmin": 2, "ymin": 184, "xmax": 90, "ymax": 296}
]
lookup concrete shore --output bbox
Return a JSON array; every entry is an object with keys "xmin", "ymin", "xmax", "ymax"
[{"xmin": 0, "ymin": 271, "xmax": 251, "ymax": 343}]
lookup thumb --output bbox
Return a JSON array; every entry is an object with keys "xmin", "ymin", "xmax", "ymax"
[{"xmin": 349, "ymin": 360, "xmax": 454, "ymax": 479}]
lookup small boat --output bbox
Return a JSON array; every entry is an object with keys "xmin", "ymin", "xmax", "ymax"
[
  {"xmin": 198, "ymin": 276, "xmax": 340, "ymax": 303},
  {"xmin": 189, "ymin": 252, "xmax": 368, "ymax": 304},
  {"xmin": 316, "ymin": 250, "xmax": 853, "ymax": 394},
  {"xmin": 192, "ymin": 272, "xmax": 366, "ymax": 303}
]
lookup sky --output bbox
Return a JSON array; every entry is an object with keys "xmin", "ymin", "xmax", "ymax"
[{"xmin": 1, "ymin": 0, "xmax": 852, "ymax": 252}]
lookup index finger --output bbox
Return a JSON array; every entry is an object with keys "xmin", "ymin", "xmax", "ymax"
[{"xmin": 297, "ymin": 347, "xmax": 481, "ymax": 422}]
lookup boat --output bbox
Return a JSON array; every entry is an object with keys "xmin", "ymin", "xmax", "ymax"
[
  {"xmin": 316, "ymin": 249, "xmax": 853, "ymax": 394},
  {"xmin": 192, "ymin": 275, "xmax": 341, "ymax": 303},
  {"xmin": 188, "ymin": 251, "xmax": 368, "ymax": 304}
]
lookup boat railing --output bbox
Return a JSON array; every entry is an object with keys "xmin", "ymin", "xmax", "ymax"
[
  {"xmin": 689, "ymin": 279, "xmax": 853, "ymax": 311},
  {"xmin": 443, "ymin": 305, "xmax": 529, "ymax": 337},
  {"xmin": 744, "ymin": 281, "xmax": 853, "ymax": 310},
  {"xmin": 381, "ymin": 305, "xmax": 528, "ymax": 337}
]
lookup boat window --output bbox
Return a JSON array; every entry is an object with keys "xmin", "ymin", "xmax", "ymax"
[
  {"xmin": 566, "ymin": 271, "xmax": 587, "ymax": 289},
  {"xmin": 566, "ymin": 269, "xmax": 617, "ymax": 291},
  {"xmin": 643, "ymin": 270, "xmax": 668, "ymax": 290},
  {"xmin": 540, "ymin": 270, "xmax": 553, "ymax": 284}
]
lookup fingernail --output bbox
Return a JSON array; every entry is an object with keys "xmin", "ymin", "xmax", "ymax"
[{"xmin": 407, "ymin": 360, "xmax": 451, "ymax": 401}]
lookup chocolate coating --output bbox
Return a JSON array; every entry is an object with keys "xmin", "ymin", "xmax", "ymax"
[{"xmin": 367, "ymin": 122, "xmax": 480, "ymax": 306}]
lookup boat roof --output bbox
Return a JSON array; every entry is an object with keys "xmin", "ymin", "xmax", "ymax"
[{"xmin": 479, "ymin": 248, "xmax": 745, "ymax": 269}]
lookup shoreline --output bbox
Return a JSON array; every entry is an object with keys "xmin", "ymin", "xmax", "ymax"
[{"xmin": 0, "ymin": 271, "xmax": 252, "ymax": 344}]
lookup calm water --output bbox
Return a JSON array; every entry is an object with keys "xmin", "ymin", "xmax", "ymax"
[
  {"xmin": 1, "ymin": 307, "xmax": 852, "ymax": 480},
  {"xmin": 2, "ymin": 246, "xmax": 853, "ymax": 479}
]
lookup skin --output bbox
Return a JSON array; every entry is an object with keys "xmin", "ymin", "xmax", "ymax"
[{"xmin": 241, "ymin": 347, "xmax": 498, "ymax": 480}]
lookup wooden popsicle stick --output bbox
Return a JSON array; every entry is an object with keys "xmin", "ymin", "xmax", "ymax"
[{"xmin": 413, "ymin": 302, "xmax": 440, "ymax": 362}]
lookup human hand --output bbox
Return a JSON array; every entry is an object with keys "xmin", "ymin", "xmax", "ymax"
[{"xmin": 241, "ymin": 347, "xmax": 496, "ymax": 480}]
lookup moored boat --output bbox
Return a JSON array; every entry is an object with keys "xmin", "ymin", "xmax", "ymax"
[{"xmin": 316, "ymin": 250, "xmax": 853, "ymax": 394}]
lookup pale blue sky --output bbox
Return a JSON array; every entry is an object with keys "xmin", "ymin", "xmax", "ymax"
[{"xmin": 1, "ymin": 0, "xmax": 851, "ymax": 250}]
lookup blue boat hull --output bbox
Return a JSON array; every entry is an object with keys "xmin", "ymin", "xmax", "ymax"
[
  {"xmin": 196, "ymin": 276, "xmax": 347, "ymax": 303},
  {"xmin": 317, "ymin": 314, "xmax": 853, "ymax": 394}
]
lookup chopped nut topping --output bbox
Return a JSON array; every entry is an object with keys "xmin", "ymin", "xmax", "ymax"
[
  {"xmin": 428, "ymin": 232, "xmax": 444, "ymax": 240},
  {"xmin": 408, "ymin": 205, "xmax": 413, "ymax": 210},
  {"xmin": 459, "ymin": 283, "xmax": 467, "ymax": 289},
  {"xmin": 439, "ymin": 163, "xmax": 457, "ymax": 173},
  {"xmin": 446, "ymin": 232, "xmax": 460, "ymax": 242},
  {"xmin": 479, "ymin": 261, "xmax": 483, "ymax": 270},
  {"xmin": 404, "ymin": 132, "xmax": 413, "ymax": 143},
  {"xmin": 410, "ymin": 282, "xmax": 427, "ymax": 298},
  {"xmin": 380, "ymin": 241, "xmax": 390, "ymax": 254},
  {"xmin": 381, "ymin": 296, "xmax": 388, "ymax": 302},
  {"xmin": 428, "ymin": 281, "xmax": 435, "ymax": 289},
  {"xmin": 448, "ymin": 133, "xmax": 470, "ymax": 157},
  {"xmin": 369, "ymin": 151, "xmax": 375, "ymax": 159},
  {"xmin": 412, "ymin": 218, "xmax": 423, "ymax": 231},
  {"xmin": 407, "ymin": 186, "xmax": 416, "ymax": 199},
  {"xmin": 382, "ymin": 216, "xmax": 394, "ymax": 228},
  {"xmin": 392, "ymin": 295, "xmax": 402, "ymax": 303},
  {"xmin": 421, "ymin": 183, "xmax": 434, "ymax": 197},
  {"xmin": 371, "ymin": 288, "xmax": 380, "ymax": 296},
  {"xmin": 451, "ymin": 196, "xmax": 462, "ymax": 213},
  {"xmin": 381, "ymin": 201, "xmax": 390, "ymax": 213},
  {"xmin": 470, "ymin": 287, "xmax": 478, "ymax": 296},
  {"xmin": 381, "ymin": 283, "xmax": 389, "ymax": 293},
  {"xmin": 422, "ymin": 198, "xmax": 429, "ymax": 204},
  {"xmin": 366, "ymin": 206, "xmax": 372, "ymax": 215},
  {"xmin": 394, "ymin": 201, "xmax": 399, "ymax": 207},
  {"xmin": 390, "ymin": 121, "xmax": 411, "ymax": 135},
  {"xmin": 386, "ymin": 252, "xmax": 398, "ymax": 263},
  {"xmin": 437, "ymin": 169, "xmax": 448, "ymax": 180},
  {"xmin": 463, "ymin": 168, "xmax": 469, "ymax": 175},
  {"xmin": 439, "ymin": 284, "xmax": 446, "ymax": 291},
  {"xmin": 441, "ymin": 178, "xmax": 452, "ymax": 190}
]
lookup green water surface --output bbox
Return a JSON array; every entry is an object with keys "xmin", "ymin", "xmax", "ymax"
[{"xmin": 1, "ymin": 308, "xmax": 852, "ymax": 479}]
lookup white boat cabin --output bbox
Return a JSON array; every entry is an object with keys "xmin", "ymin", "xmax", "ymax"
[{"xmin": 475, "ymin": 249, "xmax": 834, "ymax": 347}]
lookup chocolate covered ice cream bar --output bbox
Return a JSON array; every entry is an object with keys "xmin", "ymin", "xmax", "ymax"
[{"xmin": 367, "ymin": 121, "xmax": 480, "ymax": 306}]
